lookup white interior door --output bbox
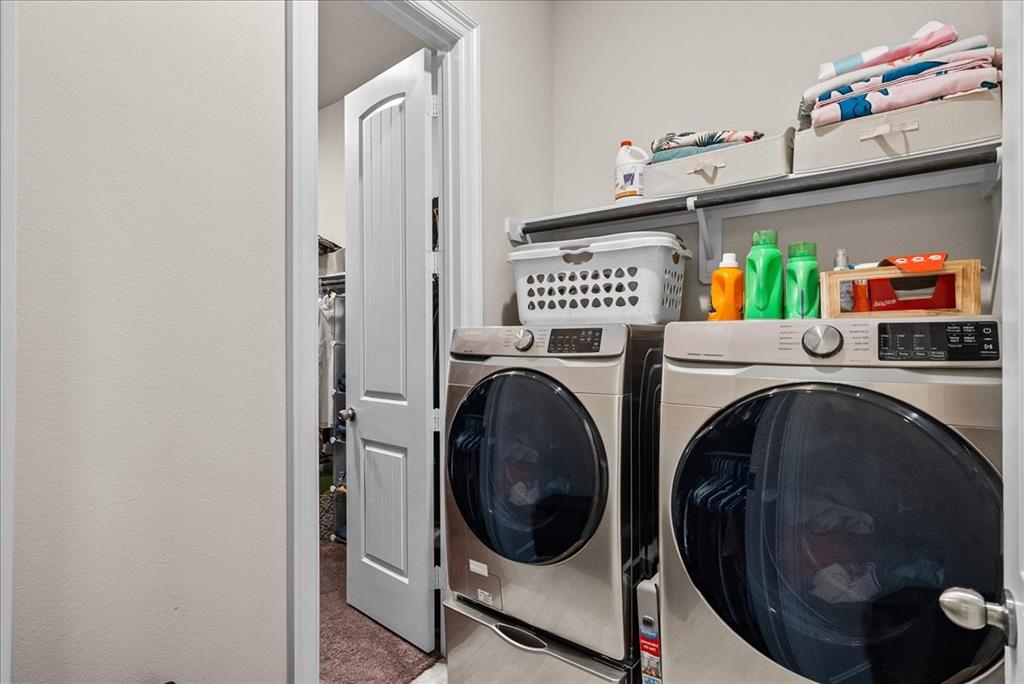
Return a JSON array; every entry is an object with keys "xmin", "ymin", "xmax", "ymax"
[{"xmin": 344, "ymin": 48, "xmax": 436, "ymax": 652}]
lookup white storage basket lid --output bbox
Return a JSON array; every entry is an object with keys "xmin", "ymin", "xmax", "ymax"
[{"xmin": 507, "ymin": 231, "xmax": 691, "ymax": 262}]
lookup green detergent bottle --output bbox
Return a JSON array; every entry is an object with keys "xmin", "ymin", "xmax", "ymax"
[
  {"xmin": 744, "ymin": 229, "xmax": 783, "ymax": 319},
  {"xmin": 785, "ymin": 241, "xmax": 820, "ymax": 319}
]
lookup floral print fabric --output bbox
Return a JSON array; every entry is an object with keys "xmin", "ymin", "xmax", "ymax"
[
  {"xmin": 651, "ymin": 130, "xmax": 763, "ymax": 154},
  {"xmin": 651, "ymin": 141, "xmax": 744, "ymax": 165}
]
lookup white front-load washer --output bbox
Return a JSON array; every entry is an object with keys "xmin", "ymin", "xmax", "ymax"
[
  {"xmin": 443, "ymin": 324, "xmax": 662, "ymax": 679},
  {"xmin": 656, "ymin": 318, "xmax": 1005, "ymax": 683}
]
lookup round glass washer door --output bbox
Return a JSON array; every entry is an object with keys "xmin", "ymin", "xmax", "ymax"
[
  {"xmin": 448, "ymin": 369, "xmax": 608, "ymax": 565},
  {"xmin": 672, "ymin": 383, "xmax": 1003, "ymax": 684}
]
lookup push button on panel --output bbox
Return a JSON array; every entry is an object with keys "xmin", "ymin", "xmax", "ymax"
[
  {"xmin": 547, "ymin": 328, "xmax": 603, "ymax": 354},
  {"xmin": 879, "ymin": 321, "xmax": 1000, "ymax": 361}
]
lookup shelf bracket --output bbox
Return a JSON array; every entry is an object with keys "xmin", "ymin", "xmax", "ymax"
[
  {"xmin": 983, "ymin": 146, "xmax": 1002, "ymax": 199},
  {"xmin": 697, "ymin": 207, "xmax": 722, "ymax": 285},
  {"xmin": 505, "ymin": 217, "xmax": 526, "ymax": 244}
]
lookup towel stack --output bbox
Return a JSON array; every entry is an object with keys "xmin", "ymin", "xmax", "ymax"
[
  {"xmin": 799, "ymin": 21, "xmax": 1002, "ymax": 129},
  {"xmin": 650, "ymin": 129, "xmax": 764, "ymax": 164}
]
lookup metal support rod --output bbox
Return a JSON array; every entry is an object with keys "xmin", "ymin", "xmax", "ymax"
[{"xmin": 518, "ymin": 144, "xmax": 999, "ymax": 238}]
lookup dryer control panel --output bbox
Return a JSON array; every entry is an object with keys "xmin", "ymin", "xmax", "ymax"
[
  {"xmin": 451, "ymin": 325, "xmax": 628, "ymax": 358},
  {"xmin": 548, "ymin": 328, "xmax": 603, "ymax": 354}
]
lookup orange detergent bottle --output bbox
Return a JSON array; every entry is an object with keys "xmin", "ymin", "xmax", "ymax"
[{"xmin": 708, "ymin": 253, "xmax": 744, "ymax": 321}]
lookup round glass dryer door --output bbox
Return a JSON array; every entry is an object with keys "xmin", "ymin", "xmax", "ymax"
[
  {"xmin": 448, "ymin": 370, "xmax": 607, "ymax": 565},
  {"xmin": 672, "ymin": 383, "xmax": 1003, "ymax": 684}
]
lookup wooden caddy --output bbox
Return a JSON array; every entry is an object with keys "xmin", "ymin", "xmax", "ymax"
[{"xmin": 819, "ymin": 259, "xmax": 982, "ymax": 318}]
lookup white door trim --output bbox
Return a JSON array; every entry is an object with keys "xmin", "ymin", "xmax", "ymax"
[
  {"xmin": 286, "ymin": 1, "xmax": 481, "ymax": 680},
  {"xmin": 0, "ymin": 2, "xmax": 16, "ymax": 682},
  {"xmin": 370, "ymin": 0, "xmax": 484, "ymax": 333},
  {"xmin": 285, "ymin": 1, "xmax": 320, "ymax": 682},
  {"xmin": 1003, "ymin": 3, "xmax": 1024, "ymax": 682}
]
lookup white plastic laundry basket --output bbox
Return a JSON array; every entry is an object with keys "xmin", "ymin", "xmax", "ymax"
[{"xmin": 508, "ymin": 231, "xmax": 692, "ymax": 325}]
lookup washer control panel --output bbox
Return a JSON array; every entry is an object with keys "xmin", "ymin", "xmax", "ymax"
[
  {"xmin": 878, "ymin": 321, "xmax": 999, "ymax": 362},
  {"xmin": 547, "ymin": 328, "xmax": 603, "ymax": 354},
  {"xmin": 664, "ymin": 318, "xmax": 1001, "ymax": 367}
]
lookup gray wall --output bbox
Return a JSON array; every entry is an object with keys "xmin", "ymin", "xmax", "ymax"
[
  {"xmin": 317, "ymin": 0, "xmax": 430, "ymax": 248},
  {"xmin": 319, "ymin": 100, "xmax": 346, "ymax": 248},
  {"xmin": 458, "ymin": 1, "xmax": 1003, "ymax": 326},
  {"xmin": 13, "ymin": 1, "xmax": 287, "ymax": 680},
  {"xmin": 456, "ymin": 0, "xmax": 555, "ymax": 325},
  {"xmin": 548, "ymin": 1, "xmax": 1002, "ymax": 322},
  {"xmin": 551, "ymin": 0, "xmax": 1003, "ymax": 211}
]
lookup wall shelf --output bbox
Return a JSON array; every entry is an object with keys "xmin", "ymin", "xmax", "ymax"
[{"xmin": 507, "ymin": 143, "xmax": 1001, "ymax": 284}]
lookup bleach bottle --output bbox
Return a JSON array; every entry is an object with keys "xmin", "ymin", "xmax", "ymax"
[
  {"xmin": 744, "ymin": 229, "xmax": 783, "ymax": 319},
  {"xmin": 614, "ymin": 140, "xmax": 650, "ymax": 202}
]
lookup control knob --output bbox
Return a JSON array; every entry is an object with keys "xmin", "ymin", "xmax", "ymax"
[
  {"xmin": 801, "ymin": 324, "xmax": 843, "ymax": 359},
  {"xmin": 513, "ymin": 329, "xmax": 535, "ymax": 352}
]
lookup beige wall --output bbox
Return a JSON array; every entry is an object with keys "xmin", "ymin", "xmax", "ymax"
[
  {"xmin": 317, "ymin": 1, "xmax": 429, "ymax": 251},
  {"xmin": 459, "ymin": 1, "xmax": 1002, "ymax": 325},
  {"xmin": 319, "ymin": 100, "xmax": 345, "ymax": 248},
  {"xmin": 552, "ymin": 1, "xmax": 1003, "ymax": 211},
  {"xmin": 456, "ymin": 0, "xmax": 554, "ymax": 325},
  {"xmin": 318, "ymin": 0, "xmax": 429, "ymax": 108},
  {"xmin": 675, "ymin": 185, "xmax": 999, "ymax": 320},
  {"xmin": 13, "ymin": 2, "xmax": 287, "ymax": 681},
  {"xmin": 549, "ymin": 1, "xmax": 1002, "ymax": 322}
]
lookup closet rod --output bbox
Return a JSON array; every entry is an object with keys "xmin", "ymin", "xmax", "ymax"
[{"xmin": 520, "ymin": 144, "xmax": 999, "ymax": 237}]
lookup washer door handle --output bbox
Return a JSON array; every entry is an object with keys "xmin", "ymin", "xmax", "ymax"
[{"xmin": 940, "ymin": 587, "xmax": 1016, "ymax": 646}]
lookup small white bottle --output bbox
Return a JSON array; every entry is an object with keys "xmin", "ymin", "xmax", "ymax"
[
  {"xmin": 614, "ymin": 139, "xmax": 650, "ymax": 202},
  {"xmin": 834, "ymin": 248, "xmax": 854, "ymax": 312}
]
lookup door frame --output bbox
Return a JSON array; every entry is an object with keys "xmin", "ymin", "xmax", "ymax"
[
  {"xmin": 0, "ymin": 2, "xmax": 15, "ymax": 682},
  {"xmin": 285, "ymin": 1, "xmax": 482, "ymax": 681},
  {"xmin": 1003, "ymin": 2, "xmax": 1024, "ymax": 682}
]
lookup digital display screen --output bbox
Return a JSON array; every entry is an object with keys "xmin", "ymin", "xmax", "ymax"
[
  {"xmin": 878, "ymin": 321, "xmax": 999, "ymax": 362},
  {"xmin": 548, "ymin": 328, "xmax": 603, "ymax": 354}
]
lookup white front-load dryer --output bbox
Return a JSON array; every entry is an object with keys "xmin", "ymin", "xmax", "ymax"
[
  {"xmin": 444, "ymin": 325, "xmax": 662, "ymax": 673},
  {"xmin": 656, "ymin": 318, "xmax": 1005, "ymax": 683}
]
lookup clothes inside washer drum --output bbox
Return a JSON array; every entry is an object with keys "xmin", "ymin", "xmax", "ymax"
[
  {"xmin": 673, "ymin": 384, "xmax": 1004, "ymax": 684},
  {"xmin": 448, "ymin": 370, "xmax": 607, "ymax": 565}
]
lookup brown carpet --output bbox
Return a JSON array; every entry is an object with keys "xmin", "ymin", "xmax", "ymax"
[{"xmin": 320, "ymin": 542, "xmax": 440, "ymax": 683}]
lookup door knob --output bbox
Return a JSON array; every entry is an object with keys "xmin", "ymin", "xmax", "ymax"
[
  {"xmin": 339, "ymin": 407, "xmax": 356, "ymax": 422},
  {"xmin": 939, "ymin": 587, "xmax": 1016, "ymax": 646}
]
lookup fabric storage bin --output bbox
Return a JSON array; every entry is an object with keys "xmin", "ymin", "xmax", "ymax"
[
  {"xmin": 793, "ymin": 89, "xmax": 1001, "ymax": 173},
  {"xmin": 644, "ymin": 129, "xmax": 794, "ymax": 198},
  {"xmin": 508, "ymin": 231, "xmax": 692, "ymax": 325}
]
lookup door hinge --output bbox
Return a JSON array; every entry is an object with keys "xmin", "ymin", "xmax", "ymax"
[
  {"xmin": 431, "ymin": 408, "xmax": 441, "ymax": 432},
  {"xmin": 433, "ymin": 564, "xmax": 445, "ymax": 590},
  {"xmin": 429, "ymin": 94, "xmax": 440, "ymax": 118},
  {"xmin": 430, "ymin": 250, "xmax": 443, "ymax": 276}
]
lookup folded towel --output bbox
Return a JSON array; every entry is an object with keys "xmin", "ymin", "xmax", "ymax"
[
  {"xmin": 816, "ymin": 49, "xmax": 1001, "ymax": 105},
  {"xmin": 798, "ymin": 35, "xmax": 990, "ymax": 126},
  {"xmin": 652, "ymin": 130, "xmax": 763, "ymax": 153},
  {"xmin": 818, "ymin": 20, "xmax": 957, "ymax": 82},
  {"xmin": 651, "ymin": 141, "xmax": 743, "ymax": 164},
  {"xmin": 811, "ymin": 51, "xmax": 1001, "ymax": 127}
]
